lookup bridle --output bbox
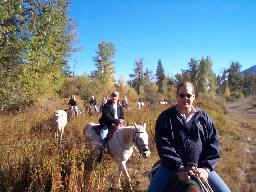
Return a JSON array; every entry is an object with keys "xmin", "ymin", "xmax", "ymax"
[{"xmin": 133, "ymin": 127, "xmax": 149, "ymax": 154}]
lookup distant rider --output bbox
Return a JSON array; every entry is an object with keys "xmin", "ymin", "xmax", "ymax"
[
  {"xmin": 89, "ymin": 95, "xmax": 98, "ymax": 113},
  {"xmin": 68, "ymin": 95, "xmax": 78, "ymax": 115}
]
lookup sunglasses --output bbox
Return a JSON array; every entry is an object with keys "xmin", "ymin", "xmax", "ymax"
[{"xmin": 178, "ymin": 93, "xmax": 193, "ymax": 98}]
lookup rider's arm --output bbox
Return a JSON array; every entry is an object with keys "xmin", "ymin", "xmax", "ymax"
[{"xmin": 155, "ymin": 108, "xmax": 183, "ymax": 171}]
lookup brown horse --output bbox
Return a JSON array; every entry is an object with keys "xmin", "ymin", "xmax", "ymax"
[{"xmin": 85, "ymin": 105, "xmax": 99, "ymax": 116}]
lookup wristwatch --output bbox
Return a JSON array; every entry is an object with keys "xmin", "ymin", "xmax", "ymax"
[{"xmin": 204, "ymin": 168, "xmax": 211, "ymax": 173}]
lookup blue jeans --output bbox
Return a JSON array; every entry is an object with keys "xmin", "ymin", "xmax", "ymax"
[
  {"xmin": 208, "ymin": 171, "xmax": 231, "ymax": 192},
  {"xmin": 148, "ymin": 164, "xmax": 231, "ymax": 192}
]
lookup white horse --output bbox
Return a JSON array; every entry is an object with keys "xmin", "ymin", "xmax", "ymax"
[
  {"xmin": 85, "ymin": 123, "xmax": 150, "ymax": 189},
  {"xmin": 137, "ymin": 101, "xmax": 145, "ymax": 109},
  {"xmin": 52, "ymin": 110, "xmax": 67, "ymax": 143},
  {"xmin": 159, "ymin": 101, "xmax": 168, "ymax": 105}
]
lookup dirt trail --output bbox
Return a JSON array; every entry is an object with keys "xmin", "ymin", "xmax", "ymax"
[
  {"xmin": 226, "ymin": 97, "xmax": 256, "ymax": 191},
  {"xmin": 226, "ymin": 97, "xmax": 256, "ymax": 120}
]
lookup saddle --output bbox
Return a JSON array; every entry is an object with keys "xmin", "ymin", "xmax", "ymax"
[{"xmin": 92, "ymin": 124, "xmax": 118, "ymax": 141}]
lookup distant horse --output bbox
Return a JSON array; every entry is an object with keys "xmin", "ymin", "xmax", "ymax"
[
  {"xmin": 85, "ymin": 123, "xmax": 150, "ymax": 189},
  {"xmin": 137, "ymin": 101, "xmax": 145, "ymax": 109},
  {"xmin": 159, "ymin": 101, "xmax": 168, "ymax": 105},
  {"xmin": 65, "ymin": 106, "xmax": 81, "ymax": 120},
  {"xmin": 85, "ymin": 105, "xmax": 99, "ymax": 116}
]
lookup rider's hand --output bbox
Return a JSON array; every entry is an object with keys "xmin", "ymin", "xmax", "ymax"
[
  {"xmin": 119, "ymin": 119, "xmax": 125, "ymax": 126},
  {"xmin": 194, "ymin": 167, "xmax": 209, "ymax": 180},
  {"xmin": 176, "ymin": 167, "xmax": 190, "ymax": 181}
]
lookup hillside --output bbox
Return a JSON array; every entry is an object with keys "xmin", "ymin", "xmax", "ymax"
[{"xmin": 240, "ymin": 65, "xmax": 256, "ymax": 75}]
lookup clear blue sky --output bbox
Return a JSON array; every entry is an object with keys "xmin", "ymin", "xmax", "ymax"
[{"xmin": 68, "ymin": 0, "xmax": 256, "ymax": 81}]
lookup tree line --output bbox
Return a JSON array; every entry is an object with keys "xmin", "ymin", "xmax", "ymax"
[
  {"xmin": 58, "ymin": 40, "xmax": 256, "ymax": 106},
  {"xmin": 1, "ymin": 0, "xmax": 255, "ymax": 111}
]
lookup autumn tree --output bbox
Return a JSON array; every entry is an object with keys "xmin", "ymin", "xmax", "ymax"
[
  {"xmin": 118, "ymin": 75, "xmax": 129, "ymax": 94},
  {"xmin": 0, "ymin": 0, "xmax": 75, "ymax": 110},
  {"xmin": 129, "ymin": 58, "xmax": 144, "ymax": 95},
  {"xmin": 197, "ymin": 57, "xmax": 216, "ymax": 95},
  {"xmin": 92, "ymin": 41, "xmax": 116, "ymax": 90}
]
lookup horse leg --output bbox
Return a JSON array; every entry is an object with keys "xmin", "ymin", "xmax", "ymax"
[
  {"xmin": 55, "ymin": 129, "xmax": 60, "ymax": 144},
  {"xmin": 118, "ymin": 164, "xmax": 123, "ymax": 189},
  {"xmin": 119, "ymin": 161, "xmax": 132, "ymax": 190},
  {"xmin": 120, "ymin": 161, "xmax": 131, "ymax": 181},
  {"xmin": 55, "ymin": 131, "xmax": 58, "ymax": 143},
  {"xmin": 60, "ymin": 128, "xmax": 63, "ymax": 143}
]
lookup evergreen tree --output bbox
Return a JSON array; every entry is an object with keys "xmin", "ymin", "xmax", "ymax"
[
  {"xmin": 155, "ymin": 60, "xmax": 165, "ymax": 92},
  {"xmin": 188, "ymin": 58, "xmax": 199, "ymax": 87},
  {"xmin": 242, "ymin": 73, "xmax": 256, "ymax": 96},
  {"xmin": 174, "ymin": 70, "xmax": 191, "ymax": 84},
  {"xmin": 227, "ymin": 62, "xmax": 242, "ymax": 92}
]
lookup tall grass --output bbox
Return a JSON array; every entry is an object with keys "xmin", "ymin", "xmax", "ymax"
[{"xmin": 0, "ymin": 96, "xmax": 255, "ymax": 191}]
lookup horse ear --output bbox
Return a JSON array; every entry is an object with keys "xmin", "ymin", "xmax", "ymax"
[
  {"xmin": 143, "ymin": 123, "xmax": 146, "ymax": 129},
  {"xmin": 134, "ymin": 122, "xmax": 137, "ymax": 127}
]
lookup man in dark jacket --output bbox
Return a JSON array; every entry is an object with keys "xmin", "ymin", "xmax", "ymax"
[
  {"xmin": 148, "ymin": 82, "xmax": 231, "ymax": 192},
  {"xmin": 98, "ymin": 91, "xmax": 124, "ymax": 150}
]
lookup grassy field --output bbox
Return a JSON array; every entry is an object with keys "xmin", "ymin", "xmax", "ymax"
[{"xmin": 0, "ymin": 96, "xmax": 255, "ymax": 191}]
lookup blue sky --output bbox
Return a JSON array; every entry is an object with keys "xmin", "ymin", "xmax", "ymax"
[{"xmin": 68, "ymin": 0, "xmax": 256, "ymax": 81}]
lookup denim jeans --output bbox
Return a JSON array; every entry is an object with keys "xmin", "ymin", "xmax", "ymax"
[
  {"xmin": 148, "ymin": 164, "xmax": 231, "ymax": 192},
  {"xmin": 208, "ymin": 171, "xmax": 231, "ymax": 192}
]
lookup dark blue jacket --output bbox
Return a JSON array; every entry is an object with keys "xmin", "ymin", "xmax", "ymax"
[
  {"xmin": 155, "ymin": 106, "xmax": 220, "ymax": 171},
  {"xmin": 99, "ymin": 100, "xmax": 124, "ymax": 127}
]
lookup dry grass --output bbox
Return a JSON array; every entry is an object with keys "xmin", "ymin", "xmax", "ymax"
[{"xmin": 0, "ymin": 96, "xmax": 255, "ymax": 191}]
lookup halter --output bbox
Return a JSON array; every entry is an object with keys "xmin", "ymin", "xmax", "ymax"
[{"xmin": 133, "ymin": 127, "xmax": 149, "ymax": 154}]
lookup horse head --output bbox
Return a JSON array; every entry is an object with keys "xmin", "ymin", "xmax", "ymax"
[{"xmin": 133, "ymin": 123, "xmax": 150, "ymax": 158}]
